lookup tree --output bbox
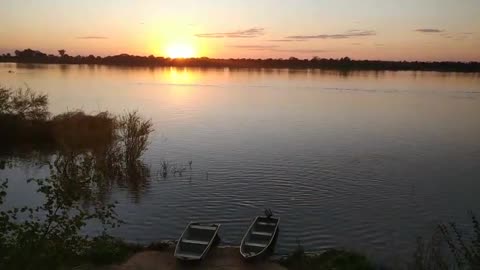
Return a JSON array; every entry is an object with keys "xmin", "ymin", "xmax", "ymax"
[{"xmin": 58, "ymin": 49, "xmax": 66, "ymax": 57}]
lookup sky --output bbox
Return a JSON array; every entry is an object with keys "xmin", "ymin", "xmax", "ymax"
[{"xmin": 1, "ymin": 0, "xmax": 479, "ymax": 61}]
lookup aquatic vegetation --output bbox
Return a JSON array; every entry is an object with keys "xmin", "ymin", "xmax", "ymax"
[
  {"xmin": 51, "ymin": 110, "xmax": 116, "ymax": 152},
  {"xmin": 0, "ymin": 87, "xmax": 155, "ymax": 200},
  {"xmin": 0, "ymin": 87, "xmax": 156, "ymax": 268},
  {"xmin": 411, "ymin": 212, "xmax": 480, "ymax": 270},
  {"xmin": 117, "ymin": 111, "xmax": 153, "ymax": 167},
  {"xmin": 160, "ymin": 160, "xmax": 169, "ymax": 178}
]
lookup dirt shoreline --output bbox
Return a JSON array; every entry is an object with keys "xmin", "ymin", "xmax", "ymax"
[{"xmin": 110, "ymin": 246, "xmax": 286, "ymax": 270}]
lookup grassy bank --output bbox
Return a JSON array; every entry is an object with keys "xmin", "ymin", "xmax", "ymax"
[
  {"xmin": 69, "ymin": 240, "xmax": 375, "ymax": 270},
  {"xmin": 280, "ymin": 246, "xmax": 374, "ymax": 270}
]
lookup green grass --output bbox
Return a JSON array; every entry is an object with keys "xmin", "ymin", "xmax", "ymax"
[
  {"xmin": 73, "ymin": 236, "xmax": 171, "ymax": 269},
  {"xmin": 281, "ymin": 245, "xmax": 374, "ymax": 270}
]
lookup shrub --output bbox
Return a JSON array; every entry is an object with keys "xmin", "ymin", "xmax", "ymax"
[
  {"xmin": 0, "ymin": 86, "xmax": 49, "ymax": 120},
  {"xmin": 439, "ymin": 212, "xmax": 480, "ymax": 269},
  {"xmin": 117, "ymin": 111, "xmax": 153, "ymax": 166},
  {"xmin": 0, "ymin": 176, "xmax": 120, "ymax": 270},
  {"xmin": 411, "ymin": 212, "xmax": 480, "ymax": 270}
]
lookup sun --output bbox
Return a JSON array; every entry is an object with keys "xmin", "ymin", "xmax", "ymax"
[{"xmin": 166, "ymin": 43, "xmax": 195, "ymax": 58}]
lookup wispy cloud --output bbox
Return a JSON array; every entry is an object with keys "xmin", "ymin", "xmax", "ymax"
[
  {"xmin": 228, "ymin": 45, "xmax": 279, "ymax": 50},
  {"xmin": 196, "ymin": 28, "xmax": 264, "ymax": 38},
  {"xmin": 415, "ymin": 28, "xmax": 444, "ymax": 33},
  {"xmin": 286, "ymin": 29, "xmax": 376, "ymax": 40},
  {"xmin": 441, "ymin": 32, "xmax": 474, "ymax": 41},
  {"xmin": 273, "ymin": 49, "xmax": 329, "ymax": 54},
  {"xmin": 268, "ymin": 39, "xmax": 305, "ymax": 42},
  {"xmin": 416, "ymin": 28, "xmax": 474, "ymax": 41},
  {"xmin": 76, "ymin": 36, "xmax": 108, "ymax": 40},
  {"xmin": 230, "ymin": 45, "xmax": 329, "ymax": 54}
]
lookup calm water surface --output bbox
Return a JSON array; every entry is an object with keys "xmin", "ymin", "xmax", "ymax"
[{"xmin": 1, "ymin": 63, "xmax": 480, "ymax": 264}]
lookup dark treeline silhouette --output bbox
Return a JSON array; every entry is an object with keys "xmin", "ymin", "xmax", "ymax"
[{"xmin": 1, "ymin": 48, "xmax": 479, "ymax": 72}]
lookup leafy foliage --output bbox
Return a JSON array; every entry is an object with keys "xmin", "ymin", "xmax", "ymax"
[
  {"xmin": 0, "ymin": 158, "xmax": 120, "ymax": 269},
  {"xmin": 0, "ymin": 86, "xmax": 49, "ymax": 120},
  {"xmin": 0, "ymin": 87, "xmax": 155, "ymax": 269}
]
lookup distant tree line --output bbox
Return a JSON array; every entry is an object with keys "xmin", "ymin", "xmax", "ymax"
[{"xmin": 1, "ymin": 48, "xmax": 479, "ymax": 72}]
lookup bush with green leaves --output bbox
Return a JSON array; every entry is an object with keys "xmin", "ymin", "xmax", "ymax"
[{"xmin": 0, "ymin": 161, "xmax": 120, "ymax": 269}]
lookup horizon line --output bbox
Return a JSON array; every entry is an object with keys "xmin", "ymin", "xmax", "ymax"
[{"xmin": 1, "ymin": 48, "xmax": 479, "ymax": 64}]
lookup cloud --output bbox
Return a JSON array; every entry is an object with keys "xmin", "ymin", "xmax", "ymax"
[
  {"xmin": 196, "ymin": 28, "xmax": 264, "ymax": 38},
  {"xmin": 228, "ymin": 45, "xmax": 328, "ymax": 54},
  {"xmin": 420, "ymin": 29, "xmax": 474, "ymax": 41},
  {"xmin": 76, "ymin": 36, "xmax": 108, "ymax": 39},
  {"xmin": 415, "ymin": 29, "xmax": 444, "ymax": 33},
  {"xmin": 268, "ymin": 39, "xmax": 305, "ymax": 42},
  {"xmin": 228, "ymin": 45, "xmax": 279, "ymax": 50},
  {"xmin": 286, "ymin": 29, "xmax": 376, "ymax": 40},
  {"xmin": 273, "ymin": 49, "xmax": 329, "ymax": 54},
  {"xmin": 445, "ymin": 32, "xmax": 474, "ymax": 41}
]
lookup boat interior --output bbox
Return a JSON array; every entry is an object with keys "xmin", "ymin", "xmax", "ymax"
[
  {"xmin": 242, "ymin": 217, "xmax": 279, "ymax": 255},
  {"xmin": 176, "ymin": 224, "xmax": 218, "ymax": 259}
]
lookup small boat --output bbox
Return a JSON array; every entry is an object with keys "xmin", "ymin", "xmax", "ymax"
[
  {"xmin": 174, "ymin": 222, "xmax": 221, "ymax": 261},
  {"xmin": 240, "ymin": 211, "xmax": 280, "ymax": 260}
]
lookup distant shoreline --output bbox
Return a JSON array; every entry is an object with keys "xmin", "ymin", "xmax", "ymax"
[{"xmin": 1, "ymin": 49, "xmax": 480, "ymax": 73}]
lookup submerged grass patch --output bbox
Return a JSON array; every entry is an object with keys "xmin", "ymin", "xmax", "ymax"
[{"xmin": 0, "ymin": 110, "xmax": 117, "ymax": 153}]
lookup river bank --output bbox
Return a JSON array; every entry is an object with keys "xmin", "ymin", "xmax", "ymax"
[
  {"xmin": 109, "ymin": 246, "xmax": 286, "ymax": 270},
  {"xmin": 73, "ymin": 243, "xmax": 374, "ymax": 270}
]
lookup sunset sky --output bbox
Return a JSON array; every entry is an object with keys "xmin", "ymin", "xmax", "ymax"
[{"xmin": 1, "ymin": 0, "xmax": 479, "ymax": 61}]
